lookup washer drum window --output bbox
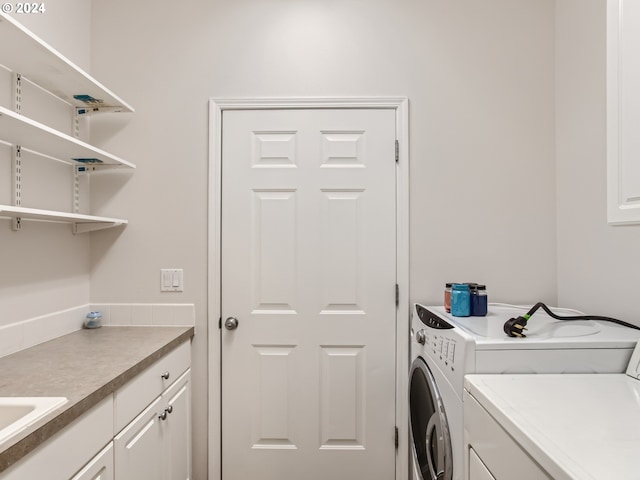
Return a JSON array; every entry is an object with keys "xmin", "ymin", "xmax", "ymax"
[{"xmin": 409, "ymin": 357, "xmax": 453, "ymax": 480}]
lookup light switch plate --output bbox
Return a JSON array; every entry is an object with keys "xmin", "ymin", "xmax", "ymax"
[{"xmin": 161, "ymin": 269, "xmax": 183, "ymax": 292}]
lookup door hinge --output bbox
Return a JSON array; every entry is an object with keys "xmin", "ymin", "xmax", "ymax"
[
  {"xmin": 395, "ymin": 140, "xmax": 399, "ymax": 163},
  {"xmin": 218, "ymin": 317, "xmax": 222, "ymax": 329},
  {"xmin": 395, "ymin": 426, "xmax": 399, "ymax": 449},
  {"xmin": 395, "ymin": 284, "xmax": 399, "ymax": 307}
]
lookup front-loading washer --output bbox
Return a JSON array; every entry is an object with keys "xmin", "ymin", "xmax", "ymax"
[{"xmin": 409, "ymin": 303, "xmax": 640, "ymax": 480}]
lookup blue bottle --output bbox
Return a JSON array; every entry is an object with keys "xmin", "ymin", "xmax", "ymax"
[
  {"xmin": 451, "ymin": 283, "xmax": 471, "ymax": 317},
  {"xmin": 472, "ymin": 284, "xmax": 488, "ymax": 316}
]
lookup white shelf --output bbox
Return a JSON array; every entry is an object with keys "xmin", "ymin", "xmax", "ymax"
[
  {"xmin": 0, "ymin": 105, "xmax": 135, "ymax": 168},
  {"xmin": 0, "ymin": 205, "xmax": 127, "ymax": 233},
  {"xmin": 0, "ymin": 14, "xmax": 135, "ymax": 233},
  {"xmin": 0, "ymin": 13, "xmax": 134, "ymax": 113}
]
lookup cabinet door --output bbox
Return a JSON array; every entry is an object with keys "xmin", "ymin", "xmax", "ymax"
[
  {"xmin": 607, "ymin": 0, "xmax": 640, "ymax": 224},
  {"xmin": 114, "ymin": 397, "xmax": 163, "ymax": 480},
  {"xmin": 161, "ymin": 369, "xmax": 191, "ymax": 480},
  {"xmin": 70, "ymin": 443, "xmax": 114, "ymax": 480}
]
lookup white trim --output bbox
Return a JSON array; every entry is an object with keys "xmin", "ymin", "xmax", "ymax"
[
  {"xmin": 210, "ymin": 96, "xmax": 408, "ymax": 110},
  {"xmin": 607, "ymin": 0, "xmax": 640, "ymax": 224},
  {"xmin": 207, "ymin": 97, "xmax": 410, "ymax": 480},
  {"xmin": 395, "ymin": 97, "xmax": 410, "ymax": 480},
  {"xmin": 207, "ymin": 98, "xmax": 223, "ymax": 480}
]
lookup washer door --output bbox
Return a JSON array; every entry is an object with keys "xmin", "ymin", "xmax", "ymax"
[{"xmin": 409, "ymin": 357, "xmax": 453, "ymax": 480}]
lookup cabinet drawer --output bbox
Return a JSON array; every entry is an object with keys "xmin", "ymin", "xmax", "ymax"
[
  {"xmin": 115, "ymin": 340, "xmax": 190, "ymax": 433},
  {"xmin": 0, "ymin": 396, "xmax": 114, "ymax": 480}
]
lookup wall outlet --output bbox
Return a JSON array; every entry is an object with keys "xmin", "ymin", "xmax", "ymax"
[{"xmin": 161, "ymin": 269, "xmax": 184, "ymax": 292}]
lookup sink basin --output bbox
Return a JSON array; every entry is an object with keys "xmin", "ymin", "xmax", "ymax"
[{"xmin": 0, "ymin": 397, "xmax": 67, "ymax": 444}]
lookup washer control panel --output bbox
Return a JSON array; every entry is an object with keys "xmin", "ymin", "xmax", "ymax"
[
  {"xmin": 416, "ymin": 304, "xmax": 454, "ymax": 330},
  {"xmin": 416, "ymin": 328, "xmax": 457, "ymax": 369},
  {"xmin": 414, "ymin": 305, "xmax": 460, "ymax": 372},
  {"xmin": 412, "ymin": 304, "xmax": 473, "ymax": 397}
]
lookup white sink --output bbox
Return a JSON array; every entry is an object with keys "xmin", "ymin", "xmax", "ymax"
[{"xmin": 0, "ymin": 397, "xmax": 67, "ymax": 444}]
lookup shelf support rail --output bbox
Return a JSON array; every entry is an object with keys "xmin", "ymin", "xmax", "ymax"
[
  {"xmin": 73, "ymin": 110, "xmax": 81, "ymax": 215},
  {"xmin": 73, "ymin": 166, "xmax": 81, "ymax": 215},
  {"xmin": 13, "ymin": 73, "xmax": 21, "ymax": 115},
  {"xmin": 11, "ymin": 146, "xmax": 22, "ymax": 231},
  {"xmin": 11, "ymin": 73, "xmax": 22, "ymax": 230}
]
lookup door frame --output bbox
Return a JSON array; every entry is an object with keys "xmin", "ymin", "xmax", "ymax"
[{"xmin": 207, "ymin": 97, "xmax": 410, "ymax": 480}]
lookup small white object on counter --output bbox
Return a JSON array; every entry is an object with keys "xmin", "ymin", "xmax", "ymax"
[{"xmin": 83, "ymin": 311, "xmax": 103, "ymax": 329}]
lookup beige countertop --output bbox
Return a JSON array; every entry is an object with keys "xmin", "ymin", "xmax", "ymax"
[{"xmin": 0, "ymin": 325, "xmax": 194, "ymax": 472}]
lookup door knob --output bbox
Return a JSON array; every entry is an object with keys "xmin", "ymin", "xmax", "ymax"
[{"xmin": 224, "ymin": 317, "xmax": 239, "ymax": 330}]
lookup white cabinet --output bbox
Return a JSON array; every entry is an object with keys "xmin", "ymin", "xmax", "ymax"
[
  {"xmin": 161, "ymin": 370, "xmax": 191, "ymax": 480},
  {"xmin": 607, "ymin": 0, "xmax": 640, "ymax": 224},
  {"xmin": 114, "ymin": 341, "xmax": 191, "ymax": 432},
  {"xmin": 115, "ymin": 370, "xmax": 191, "ymax": 480},
  {"xmin": 0, "ymin": 396, "xmax": 114, "ymax": 480},
  {"xmin": 0, "ymin": 340, "xmax": 191, "ymax": 480},
  {"xmin": 114, "ymin": 397, "xmax": 164, "ymax": 480},
  {"xmin": 0, "ymin": 13, "xmax": 134, "ymax": 232},
  {"xmin": 70, "ymin": 443, "xmax": 114, "ymax": 480},
  {"xmin": 114, "ymin": 341, "xmax": 191, "ymax": 480}
]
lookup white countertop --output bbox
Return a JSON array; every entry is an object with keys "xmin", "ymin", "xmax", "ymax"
[{"xmin": 464, "ymin": 373, "xmax": 640, "ymax": 480}]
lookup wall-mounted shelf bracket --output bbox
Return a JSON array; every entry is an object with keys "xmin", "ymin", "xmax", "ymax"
[
  {"xmin": 73, "ymin": 164, "xmax": 81, "ymax": 214},
  {"xmin": 76, "ymin": 106, "xmax": 127, "ymax": 116}
]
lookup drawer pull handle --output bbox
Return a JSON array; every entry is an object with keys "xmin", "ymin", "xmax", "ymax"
[{"xmin": 161, "ymin": 371, "xmax": 170, "ymax": 380}]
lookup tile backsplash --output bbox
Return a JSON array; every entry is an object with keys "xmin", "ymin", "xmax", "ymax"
[
  {"xmin": 0, "ymin": 303, "xmax": 195, "ymax": 359},
  {"xmin": 89, "ymin": 303, "xmax": 195, "ymax": 327}
]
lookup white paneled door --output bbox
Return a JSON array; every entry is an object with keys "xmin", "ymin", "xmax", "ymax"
[{"xmin": 221, "ymin": 108, "xmax": 397, "ymax": 479}]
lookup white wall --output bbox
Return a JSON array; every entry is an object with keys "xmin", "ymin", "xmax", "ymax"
[
  {"xmin": 8, "ymin": 0, "xmax": 91, "ymax": 70},
  {"xmin": 6, "ymin": 0, "xmax": 640, "ymax": 476},
  {"xmin": 0, "ymin": 1, "xmax": 92, "ymax": 325},
  {"xmin": 89, "ymin": 0, "xmax": 556, "ymax": 477},
  {"xmin": 556, "ymin": 0, "xmax": 640, "ymax": 324}
]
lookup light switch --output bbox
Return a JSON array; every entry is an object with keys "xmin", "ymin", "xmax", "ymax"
[
  {"xmin": 161, "ymin": 269, "xmax": 184, "ymax": 292},
  {"xmin": 162, "ymin": 270, "xmax": 172, "ymax": 289}
]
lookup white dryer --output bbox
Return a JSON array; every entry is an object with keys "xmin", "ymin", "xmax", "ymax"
[
  {"xmin": 409, "ymin": 303, "xmax": 640, "ymax": 480},
  {"xmin": 464, "ymin": 341, "xmax": 640, "ymax": 479}
]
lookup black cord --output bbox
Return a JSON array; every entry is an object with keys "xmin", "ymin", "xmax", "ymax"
[{"xmin": 527, "ymin": 302, "xmax": 640, "ymax": 331}]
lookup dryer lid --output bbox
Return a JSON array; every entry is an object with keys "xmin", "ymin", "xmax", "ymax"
[{"xmin": 423, "ymin": 305, "xmax": 640, "ymax": 350}]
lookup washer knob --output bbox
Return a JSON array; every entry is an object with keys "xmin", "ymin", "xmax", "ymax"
[{"xmin": 416, "ymin": 329, "xmax": 426, "ymax": 345}]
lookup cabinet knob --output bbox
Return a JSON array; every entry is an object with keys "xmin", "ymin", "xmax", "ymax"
[
  {"xmin": 161, "ymin": 371, "xmax": 170, "ymax": 380},
  {"xmin": 159, "ymin": 410, "xmax": 168, "ymax": 421},
  {"xmin": 166, "ymin": 405, "xmax": 173, "ymax": 414}
]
